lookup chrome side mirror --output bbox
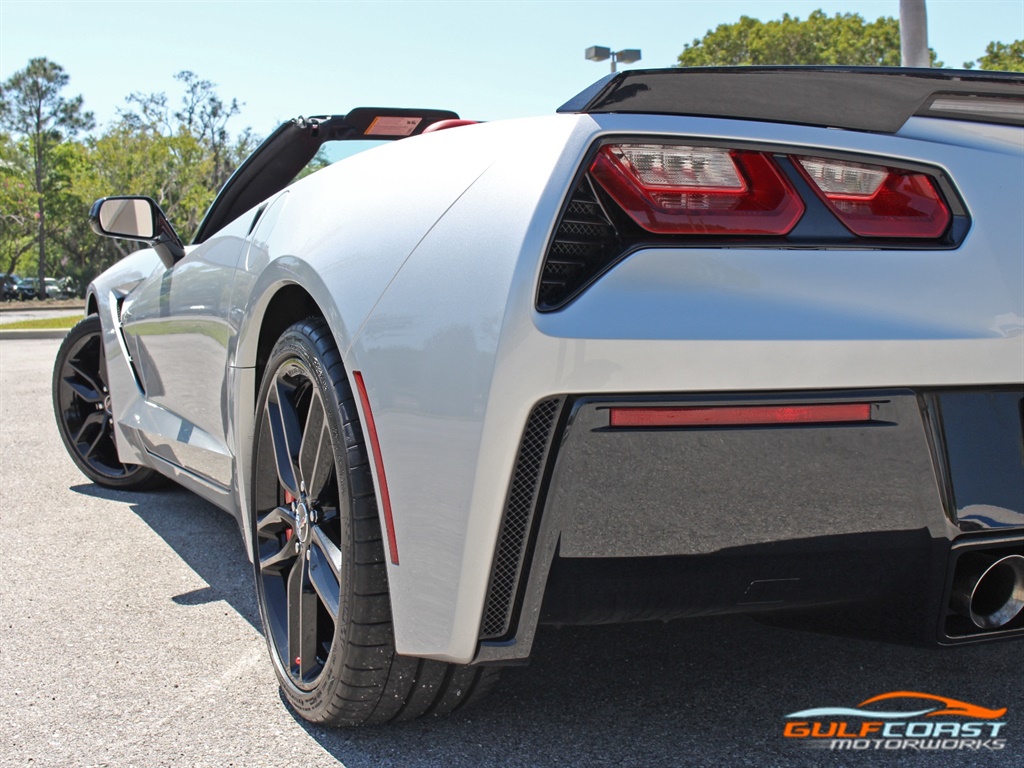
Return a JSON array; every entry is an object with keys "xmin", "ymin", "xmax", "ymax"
[{"xmin": 89, "ymin": 196, "xmax": 185, "ymax": 268}]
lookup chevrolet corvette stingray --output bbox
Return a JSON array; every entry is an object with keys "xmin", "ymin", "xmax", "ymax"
[{"xmin": 52, "ymin": 67, "xmax": 1024, "ymax": 726}]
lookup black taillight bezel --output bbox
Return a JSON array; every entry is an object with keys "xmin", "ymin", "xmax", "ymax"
[{"xmin": 536, "ymin": 136, "xmax": 971, "ymax": 313}]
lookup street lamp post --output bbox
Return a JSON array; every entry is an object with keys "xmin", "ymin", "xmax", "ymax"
[{"xmin": 585, "ymin": 46, "xmax": 642, "ymax": 73}]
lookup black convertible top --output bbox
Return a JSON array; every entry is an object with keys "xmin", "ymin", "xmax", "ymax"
[
  {"xmin": 193, "ymin": 107, "xmax": 458, "ymax": 244},
  {"xmin": 559, "ymin": 67, "xmax": 1024, "ymax": 134}
]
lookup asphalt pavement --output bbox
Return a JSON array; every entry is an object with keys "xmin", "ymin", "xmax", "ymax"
[{"xmin": 2, "ymin": 337, "xmax": 1021, "ymax": 768}]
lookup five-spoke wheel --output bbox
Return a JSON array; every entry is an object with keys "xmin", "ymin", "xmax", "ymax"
[
  {"xmin": 255, "ymin": 353, "xmax": 346, "ymax": 688},
  {"xmin": 52, "ymin": 314, "xmax": 158, "ymax": 489}
]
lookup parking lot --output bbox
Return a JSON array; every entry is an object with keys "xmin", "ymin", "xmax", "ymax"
[{"xmin": 2, "ymin": 336, "xmax": 1021, "ymax": 767}]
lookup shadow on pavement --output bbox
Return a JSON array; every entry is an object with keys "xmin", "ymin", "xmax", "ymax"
[
  {"xmin": 71, "ymin": 482, "xmax": 261, "ymax": 631},
  {"xmin": 286, "ymin": 614, "xmax": 1019, "ymax": 767},
  {"xmin": 69, "ymin": 483, "xmax": 1024, "ymax": 767}
]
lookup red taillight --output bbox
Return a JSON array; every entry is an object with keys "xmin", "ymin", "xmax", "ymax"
[
  {"xmin": 590, "ymin": 143, "xmax": 805, "ymax": 235},
  {"xmin": 795, "ymin": 156, "xmax": 951, "ymax": 238},
  {"xmin": 608, "ymin": 403, "xmax": 872, "ymax": 428}
]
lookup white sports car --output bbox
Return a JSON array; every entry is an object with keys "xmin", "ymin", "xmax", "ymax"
[{"xmin": 53, "ymin": 67, "xmax": 1024, "ymax": 726}]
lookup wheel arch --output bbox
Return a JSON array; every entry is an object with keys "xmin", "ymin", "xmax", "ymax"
[
  {"xmin": 251, "ymin": 283, "xmax": 325, "ymax": 403},
  {"xmin": 233, "ymin": 253, "xmax": 356, "ymax": 372}
]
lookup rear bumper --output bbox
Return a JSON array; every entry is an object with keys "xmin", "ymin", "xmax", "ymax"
[{"xmin": 475, "ymin": 386, "xmax": 1024, "ymax": 663}]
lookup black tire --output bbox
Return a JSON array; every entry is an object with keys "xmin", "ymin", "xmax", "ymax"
[
  {"xmin": 252, "ymin": 318, "xmax": 500, "ymax": 726},
  {"xmin": 52, "ymin": 314, "xmax": 162, "ymax": 490}
]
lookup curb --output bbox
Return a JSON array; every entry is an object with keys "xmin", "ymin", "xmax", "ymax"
[
  {"xmin": 0, "ymin": 328, "xmax": 70, "ymax": 340},
  {"xmin": 0, "ymin": 303, "xmax": 85, "ymax": 313}
]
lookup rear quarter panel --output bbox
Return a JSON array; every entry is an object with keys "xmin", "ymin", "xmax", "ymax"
[{"xmin": 349, "ymin": 113, "xmax": 1023, "ymax": 661}]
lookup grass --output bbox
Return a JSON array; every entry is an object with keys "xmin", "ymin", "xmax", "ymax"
[{"xmin": 0, "ymin": 315, "xmax": 82, "ymax": 330}]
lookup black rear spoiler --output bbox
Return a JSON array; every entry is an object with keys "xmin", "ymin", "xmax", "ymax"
[{"xmin": 558, "ymin": 67, "xmax": 1024, "ymax": 134}]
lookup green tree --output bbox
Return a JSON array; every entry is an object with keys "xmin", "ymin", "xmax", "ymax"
[
  {"xmin": 117, "ymin": 73, "xmax": 257, "ymax": 236},
  {"xmin": 967, "ymin": 40, "xmax": 1024, "ymax": 72},
  {"xmin": 44, "ymin": 140, "xmax": 120, "ymax": 287},
  {"xmin": 677, "ymin": 11, "xmax": 939, "ymax": 67},
  {"xmin": 0, "ymin": 134, "xmax": 38, "ymax": 279},
  {"xmin": 0, "ymin": 65, "xmax": 257, "ymax": 294},
  {"xmin": 0, "ymin": 58, "xmax": 93, "ymax": 297},
  {"xmin": 172, "ymin": 70, "xmax": 248, "ymax": 191},
  {"xmin": 78, "ymin": 125, "xmax": 213, "ymax": 248}
]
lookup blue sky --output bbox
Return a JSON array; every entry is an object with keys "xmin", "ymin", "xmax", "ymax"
[{"xmin": 2, "ymin": 0, "xmax": 1022, "ymax": 139}]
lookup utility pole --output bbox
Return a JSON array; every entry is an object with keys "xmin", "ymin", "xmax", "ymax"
[{"xmin": 900, "ymin": 0, "xmax": 930, "ymax": 67}]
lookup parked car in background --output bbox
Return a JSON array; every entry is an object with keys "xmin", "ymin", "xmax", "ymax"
[
  {"xmin": 54, "ymin": 276, "xmax": 80, "ymax": 299},
  {"xmin": 42, "ymin": 277, "xmax": 73, "ymax": 299},
  {"xmin": 53, "ymin": 67, "xmax": 1024, "ymax": 727},
  {"xmin": 0, "ymin": 273, "xmax": 24, "ymax": 301},
  {"xmin": 7, "ymin": 276, "xmax": 75, "ymax": 300},
  {"xmin": 16, "ymin": 277, "xmax": 39, "ymax": 300}
]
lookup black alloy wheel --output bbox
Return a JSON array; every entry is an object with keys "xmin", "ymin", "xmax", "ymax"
[
  {"xmin": 254, "ymin": 339, "xmax": 345, "ymax": 690},
  {"xmin": 252, "ymin": 318, "xmax": 499, "ymax": 725},
  {"xmin": 52, "ymin": 314, "xmax": 160, "ymax": 489}
]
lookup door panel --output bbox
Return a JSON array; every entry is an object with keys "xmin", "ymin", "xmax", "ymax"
[{"xmin": 119, "ymin": 213, "xmax": 255, "ymax": 487}]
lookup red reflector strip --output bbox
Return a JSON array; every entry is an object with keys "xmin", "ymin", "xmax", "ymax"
[
  {"xmin": 609, "ymin": 403, "xmax": 872, "ymax": 428},
  {"xmin": 353, "ymin": 371, "xmax": 399, "ymax": 565}
]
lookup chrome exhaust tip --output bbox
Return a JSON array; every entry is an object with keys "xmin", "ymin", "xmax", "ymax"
[{"xmin": 951, "ymin": 554, "xmax": 1024, "ymax": 630}]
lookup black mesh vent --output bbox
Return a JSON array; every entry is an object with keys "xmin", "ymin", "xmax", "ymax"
[
  {"xmin": 480, "ymin": 398, "xmax": 562, "ymax": 640},
  {"xmin": 537, "ymin": 176, "xmax": 621, "ymax": 311}
]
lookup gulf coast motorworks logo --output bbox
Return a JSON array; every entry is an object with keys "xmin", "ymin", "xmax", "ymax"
[{"xmin": 783, "ymin": 691, "xmax": 1008, "ymax": 752}]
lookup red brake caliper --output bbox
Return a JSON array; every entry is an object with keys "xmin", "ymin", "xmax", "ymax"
[{"xmin": 284, "ymin": 490, "xmax": 295, "ymax": 540}]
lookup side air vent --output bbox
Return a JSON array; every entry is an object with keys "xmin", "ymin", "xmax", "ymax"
[
  {"xmin": 537, "ymin": 177, "xmax": 620, "ymax": 311},
  {"xmin": 114, "ymin": 296, "xmax": 145, "ymax": 394},
  {"xmin": 480, "ymin": 398, "xmax": 562, "ymax": 640}
]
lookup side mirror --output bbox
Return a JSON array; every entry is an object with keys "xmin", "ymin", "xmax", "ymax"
[{"xmin": 89, "ymin": 196, "xmax": 185, "ymax": 268}]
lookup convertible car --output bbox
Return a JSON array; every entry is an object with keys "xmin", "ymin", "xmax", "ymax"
[{"xmin": 53, "ymin": 67, "xmax": 1024, "ymax": 726}]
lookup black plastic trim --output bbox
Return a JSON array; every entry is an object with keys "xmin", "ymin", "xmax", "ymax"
[
  {"xmin": 924, "ymin": 388, "xmax": 1024, "ymax": 533},
  {"xmin": 474, "ymin": 386, "xmax": 1024, "ymax": 664},
  {"xmin": 479, "ymin": 399, "xmax": 565, "ymax": 641}
]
